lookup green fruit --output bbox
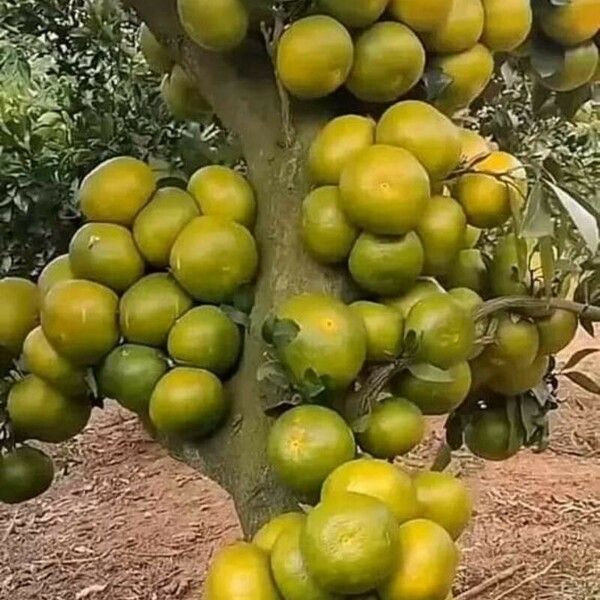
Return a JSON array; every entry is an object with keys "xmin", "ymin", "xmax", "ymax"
[
  {"xmin": 489, "ymin": 234, "xmax": 530, "ymax": 297},
  {"xmin": 161, "ymin": 65, "xmax": 211, "ymax": 121},
  {"xmin": 139, "ymin": 23, "xmax": 173, "ymax": 73},
  {"xmin": 487, "ymin": 355, "xmax": 549, "ymax": 395},
  {"xmin": 465, "ymin": 406, "xmax": 524, "ymax": 461},
  {"xmin": 383, "ymin": 280, "xmax": 443, "ymax": 318},
  {"xmin": 445, "ymin": 249, "xmax": 488, "ymax": 295},
  {"xmin": 448, "ymin": 288, "xmax": 483, "ymax": 314},
  {"xmin": 316, "ymin": 0, "xmax": 388, "ymax": 27},
  {"xmin": 0, "ymin": 446, "xmax": 54, "ymax": 505},
  {"xmin": 481, "ymin": 0, "xmax": 533, "ymax": 52},
  {"xmin": 483, "ymin": 314, "xmax": 540, "ymax": 368},
  {"xmin": 37, "ymin": 255, "xmax": 74, "ymax": 300},
  {"xmin": 253, "ymin": 512, "xmax": 306, "ymax": 554},
  {"xmin": 388, "ymin": 0, "xmax": 453, "ymax": 32},
  {"xmin": 0, "ymin": 277, "xmax": 39, "ymax": 357},
  {"xmin": 541, "ymin": 41, "xmax": 599, "ymax": 92},
  {"xmin": 537, "ymin": 309, "xmax": 578, "ymax": 355}
]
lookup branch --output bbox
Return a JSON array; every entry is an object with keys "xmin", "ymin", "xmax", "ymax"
[
  {"xmin": 474, "ymin": 296, "xmax": 600, "ymax": 322},
  {"xmin": 455, "ymin": 564, "xmax": 525, "ymax": 600}
]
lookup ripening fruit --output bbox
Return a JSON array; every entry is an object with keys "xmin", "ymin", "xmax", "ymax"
[
  {"xmin": 309, "ymin": 115, "xmax": 375, "ymax": 185},
  {"xmin": 339, "ymin": 144, "xmax": 430, "ymax": 235},
  {"xmin": 480, "ymin": 0, "xmax": 533, "ymax": 52},
  {"xmin": 78, "ymin": 156, "xmax": 156, "ymax": 226},
  {"xmin": 276, "ymin": 16, "xmax": 354, "ymax": 99},
  {"xmin": 316, "ymin": 0, "xmax": 389, "ymax": 27},
  {"xmin": 487, "ymin": 354, "xmax": 549, "ymax": 395},
  {"xmin": 537, "ymin": 309, "xmax": 578, "ymax": 355},
  {"xmin": 431, "ymin": 44, "xmax": 495, "ymax": 115},
  {"xmin": 37, "ymin": 254, "xmax": 74, "ymax": 300},
  {"xmin": 0, "ymin": 446, "xmax": 54, "ymax": 505},
  {"xmin": 383, "ymin": 280, "xmax": 443, "ymax": 318},
  {"xmin": 69, "ymin": 223, "xmax": 145, "ymax": 293},
  {"xmin": 458, "ymin": 128, "xmax": 491, "ymax": 164},
  {"xmin": 0, "ymin": 277, "xmax": 39, "ymax": 357},
  {"xmin": 444, "ymin": 249, "xmax": 488, "ymax": 295},
  {"xmin": 465, "ymin": 406, "xmax": 524, "ymax": 460},
  {"xmin": 348, "ymin": 232, "xmax": 424, "ymax": 296},
  {"xmin": 346, "ymin": 22, "xmax": 426, "ymax": 103},
  {"xmin": 489, "ymin": 234, "xmax": 530, "ymax": 297},
  {"xmin": 463, "ymin": 225, "xmax": 483, "ymax": 249},
  {"xmin": 540, "ymin": 0, "xmax": 600, "ymax": 47},
  {"xmin": 253, "ymin": 512, "xmax": 306, "ymax": 554},
  {"xmin": 376, "ymin": 100, "xmax": 461, "ymax": 182},
  {"xmin": 540, "ymin": 41, "xmax": 599, "ymax": 92},
  {"xmin": 448, "ymin": 287, "xmax": 484, "ymax": 314},
  {"xmin": 301, "ymin": 186, "xmax": 358, "ymax": 264},
  {"xmin": 389, "ymin": 0, "xmax": 453, "ymax": 32},
  {"xmin": 161, "ymin": 65, "xmax": 211, "ymax": 121},
  {"xmin": 483, "ymin": 314, "xmax": 540, "ymax": 368},
  {"xmin": 177, "ymin": 0, "xmax": 248, "ymax": 52},
  {"xmin": 139, "ymin": 23, "xmax": 173, "ymax": 74}
]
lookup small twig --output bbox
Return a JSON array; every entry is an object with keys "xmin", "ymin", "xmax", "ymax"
[
  {"xmin": 491, "ymin": 559, "xmax": 559, "ymax": 600},
  {"xmin": 2, "ymin": 509, "xmax": 18, "ymax": 542},
  {"xmin": 455, "ymin": 564, "xmax": 525, "ymax": 600},
  {"xmin": 475, "ymin": 296, "xmax": 600, "ymax": 322}
]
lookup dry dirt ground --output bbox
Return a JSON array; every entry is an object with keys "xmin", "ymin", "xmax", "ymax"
[{"xmin": 1, "ymin": 330, "xmax": 599, "ymax": 600}]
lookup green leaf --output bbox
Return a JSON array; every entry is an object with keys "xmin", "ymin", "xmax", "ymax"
[
  {"xmin": 297, "ymin": 368, "xmax": 327, "ymax": 400},
  {"xmin": 262, "ymin": 314, "xmax": 276, "ymax": 344},
  {"xmin": 580, "ymin": 318, "xmax": 595, "ymax": 338},
  {"xmin": 531, "ymin": 81, "xmax": 554, "ymax": 115},
  {"xmin": 272, "ymin": 318, "xmax": 300, "ymax": 350},
  {"xmin": 563, "ymin": 371, "xmax": 600, "ymax": 395},
  {"xmin": 521, "ymin": 183, "xmax": 554, "ymax": 239},
  {"xmin": 407, "ymin": 363, "xmax": 455, "ymax": 383},
  {"xmin": 530, "ymin": 37, "xmax": 564, "ymax": 79},
  {"xmin": 539, "ymin": 237, "xmax": 555, "ymax": 299},
  {"xmin": 256, "ymin": 359, "xmax": 290, "ymax": 388},
  {"xmin": 422, "ymin": 67, "xmax": 453, "ymax": 102},
  {"xmin": 351, "ymin": 414, "xmax": 371, "ymax": 434},
  {"xmin": 233, "ymin": 284, "xmax": 255, "ymax": 315},
  {"xmin": 519, "ymin": 395, "xmax": 544, "ymax": 445},
  {"xmin": 562, "ymin": 348, "xmax": 600, "ymax": 371},
  {"xmin": 264, "ymin": 393, "xmax": 303, "ymax": 418},
  {"xmin": 445, "ymin": 413, "xmax": 464, "ymax": 451},
  {"xmin": 220, "ymin": 304, "xmax": 250, "ymax": 328},
  {"xmin": 506, "ymin": 397, "xmax": 523, "ymax": 453}
]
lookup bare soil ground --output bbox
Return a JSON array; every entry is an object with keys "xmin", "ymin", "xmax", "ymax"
[{"xmin": 1, "ymin": 330, "xmax": 599, "ymax": 600}]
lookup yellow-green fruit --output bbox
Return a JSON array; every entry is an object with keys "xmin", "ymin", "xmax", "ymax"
[
  {"xmin": 481, "ymin": 0, "xmax": 532, "ymax": 52},
  {"xmin": 301, "ymin": 492, "xmax": 399, "ymax": 594},
  {"xmin": 161, "ymin": 65, "xmax": 211, "ymax": 121},
  {"xmin": 541, "ymin": 42, "xmax": 599, "ymax": 92},
  {"xmin": 465, "ymin": 406, "xmax": 524, "ymax": 460},
  {"xmin": 383, "ymin": 280, "xmax": 443, "ymax": 318},
  {"xmin": 78, "ymin": 156, "xmax": 156, "ymax": 226},
  {"xmin": 8, "ymin": 375, "xmax": 91, "ymax": 443},
  {"xmin": 41, "ymin": 280, "xmax": 119, "ymax": 366},
  {"xmin": 177, "ymin": 0, "xmax": 248, "ymax": 51},
  {"xmin": 139, "ymin": 23, "xmax": 173, "ymax": 73},
  {"xmin": 376, "ymin": 100, "xmax": 461, "ymax": 181},
  {"xmin": 22, "ymin": 327, "xmax": 87, "ymax": 395},
  {"xmin": 458, "ymin": 129, "xmax": 491, "ymax": 164},
  {"xmin": 445, "ymin": 249, "xmax": 488, "ymax": 295},
  {"xmin": 276, "ymin": 16, "xmax": 354, "ymax": 99},
  {"xmin": 422, "ymin": 0, "xmax": 485, "ymax": 54},
  {"xmin": 349, "ymin": 232, "xmax": 424, "ymax": 296},
  {"xmin": 187, "ymin": 165, "xmax": 256, "ymax": 228},
  {"xmin": 448, "ymin": 288, "xmax": 484, "ymax": 314},
  {"xmin": 149, "ymin": 367, "xmax": 227, "ymax": 439},
  {"xmin": 405, "ymin": 293, "xmax": 475, "ymax": 369},
  {"xmin": 301, "ymin": 187, "xmax": 358, "ymax": 264},
  {"xmin": 488, "ymin": 354, "xmax": 549, "ymax": 395},
  {"xmin": 393, "ymin": 360, "xmax": 472, "ymax": 415},
  {"xmin": 462, "ymin": 225, "xmax": 482, "ymax": 248},
  {"xmin": 414, "ymin": 472, "xmax": 472, "ymax": 540},
  {"xmin": 170, "ymin": 216, "xmax": 258, "ymax": 303},
  {"xmin": 346, "ymin": 22, "xmax": 426, "ymax": 103},
  {"xmin": 489, "ymin": 234, "xmax": 530, "ymax": 297},
  {"xmin": 253, "ymin": 512, "xmax": 306, "ymax": 554},
  {"xmin": 0, "ymin": 446, "xmax": 54, "ymax": 505},
  {"xmin": 389, "ymin": 0, "xmax": 453, "ymax": 32},
  {"xmin": 456, "ymin": 151, "xmax": 527, "ymax": 229},
  {"xmin": 267, "ymin": 405, "xmax": 356, "ymax": 497},
  {"xmin": 133, "ymin": 187, "xmax": 199, "ymax": 268},
  {"xmin": 484, "ymin": 314, "xmax": 540, "ymax": 368},
  {"xmin": 37, "ymin": 255, "xmax": 74, "ymax": 300},
  {"xmin": 204, "ymin": 542, "xmax": 280, "ymax": 600},
  {"xmin": 356, "ymin": 398, "xmax": 425, "ymax": 458},
  {"xmin": 537, "ymin": 309, "xmax": 578, "ymax": 356},
  {"xmin": 0, "ymin": 277, "xmax": 39, "ymax": 356},
  {"xmin": 322, "ymin": 458, "xmax": 420, "ymax": 523},
  {"xmin": 540, "ymin": 0, "xmax": 600, "ymax": 47},
  {"xmin": 339, "ymin": 144, "xmax": 430, "ymax": 235},
  {"xmin": 349, "ymin": 301, "xmax": 404, "ymax": 362},
  {"xmin": 417, "ymin": 196, "xmax": 467, "ymax": 276},
  {"xmin": 69, "ymin": 223, "xmax": 145, "ymax": 293},
  {"xmin": 309, "ymin": 115, "xmax": 375, "ymax": 185},
  {"xmin": 316, "ymin": 0, "xmax": 388, "ymax": 27},
  {"xmin": 431, "ymin": 44, "xmax": 495, "ymax": 115}
]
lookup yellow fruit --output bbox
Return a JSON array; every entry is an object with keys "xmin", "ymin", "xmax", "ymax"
[
  {"xmin": 383, "ymin": 280, "xmax": 443, "ymax": 318},
  {"xmin": 253, "ymin": 512, "xmax": 306, "ymax": 554},
  {"xmin": 349, "ymin": 232, "xmax": 424, "ymax": 296},
  {"xmin": 488, "ymin": 354, "xmax": 549, "ymax": 395},
  {"xmin": 301, "ymin": 492, "xmax": 399, "ymax": 594},
  {"xmin": 389, "ymin": 0, "xmax": 453, "ymax": 32},
  {"xmin": 489, "ymin": 234, "xmax": 530, "ymax": 297},
  {"xmin": 133, "ymin": 187, "xmax": 199, "ymax": 268},
  {"xmin": 78, "ymin": 156, "xmax": 156, "ymax": 226},
  {"xmin": 346, "ymin": 22, "xmax": 426, "ymax": 103},
  {"xmin": 301, "ymin": 186, "xmax": 358, "ymax": 264},
  {"xmin": 170, "ymin": 215, "xmax": 258, "ymax": 303},
  {"xmin": 149, "ymin": 367, "xmax": 227, "ymax": 439},
  {"xmin": 465, "ymin": 406, "xmax": 524, "ymax": 460},
  {"xmin": 458, "ymin": 128, "xmax": 491, "ymax": 164},
  {"xmin": 41, "ymin": 279, "xmax": 119, "ymax": 366},
  {"xmin": 69, "ymin": 223, "xmax": 145, "ymax": 293},
  {"xmin": 484, "ymin": 314, "xmax": 540, "ymax": 367},
  {"xmin": 276, "ymin": 293, "xmax": 366, "ymax": 391},
  {"xmin": 339, "ymin": 144, "xmax": 430, "ymax": 235},
  {"xmin": 393, "ymin": 360, "xmax": 472, "ymax": 415},
  {"xmin": 177, "ymin": 0, "xmax": 248, "ymax": 51},
  {"xmin": 541, "ymin": 42, "xmax": 599, "ymax": 92},
  {"xmin": 139, "ymin": 23, "xmax": 173, "ymax": 73},
  {"xmin": 431, "ymin": 44, "xmax": 495, "ymax": 115},
  {"xmin": 376, "ymin": 100, "xmax": 461, "ymax": 181},
  {"xmin": 0, "ymin": 446, "xmax": 54, "ymax": 505},
  {"xmin": 456, "ymin": 151, "xmax": 527, "ymax": 229},
  {"xmin": 540, "ymin": 0, "xmax": 600, "ymax": 47},
  {"xmin": 448, "ymin": 288, "xmax": 484, "ymax": 314},
  {"xmin": 349, "ymin": 301, "xmax": 404, "ymax": 362},
  {"xmin": 204, "ymin": 542, "xmax": 280, "ymax": 600},
  {"xmin": 481, "ymin": 0, "xmax": 532, "ymax": 52},
  {"xmin": 0, "ymin": 277, "xmax": 39, "ymax": 356},
  {"xmin": 316, "ymin": 0, "xmax": 388, "ymax": 27},
  {"xmin": 444, "ymin": 249, "xmax": 488, "ymax": 295},
  {"xmin": 537, "ymin": 309, "xmax": 578, "ymax": 355},
  {"xmin": 267, "ymin": 405, "xmax": 356, "ymax": 497},
  {"xmin": 422, "ymin": 0, "xmax": 485, "ymax": 53},
  {"xmin": 414, "ymin": 472, "xmax": 472, "ymax": 540},
  {"xmin": 37, "ymin": 254, "xmax": 74, "ymax": 299},
  {"xmin": 378, "ymin": 519, "xmax": 458, "ymax": 600},
  {"xmin": 276, "ymin": 16, "xmax": 354, "ymax": 99},
  {"xmin": 161, "ymin": 65, "xmax": 211, "ymax": 121},
  {"xmin": 309, "ymin": 115, "xmax": 375, "ymax": 185},
  {"xmin": 187, "ymin": 165, "xmax": 256, "ymax": 228}
]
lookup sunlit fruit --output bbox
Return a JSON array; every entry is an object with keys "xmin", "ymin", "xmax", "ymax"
[
  {"xmin": 97, "ymin": 344, "xmax": 168, "ymax": 415},
  {"xmin": 316, "ymin": 0, "xmax": 388, "ymax": 27},
  {"xmin": 349, "ymin": 232, "xmax": 424, "ymax": 296},
  {"xmin": 301, "ymin": 492, "xmax": 399, "ymax": 594},
  {"xmin": 78, "ymin": 156, "xmax": 156, "ymax": 226},
  {"xmin": 41, "ymin": 280, "xmax": 119, "ymax": 366},
  {"xmin": 444, "ymin": 249, "xmax": 488, "ymax": 295},
  {"xmin": 458, "ymin": 128, "xmax": 491, "ymax": 164},
  {"xmin": 37, "ymin": 255, "xmax": 74, "ymax": 299},
  {"xmin": 540, "ymin": 41, "xmax": 599, "ymax": 92},
  {"xmin": 465, "ymin": 406, "xmax": 524, "ymax": 460},
  {"xmin": 484, "ymin": 314, "xmax": 540, "ymax": 367},
  {"xmin": 448, "ymin": 288, "xmax": 484, "ymax": 314},
  {"xmin": 119, "ymin": 273, "xmax": 192, "ymax": 347},
  {"xmin": 0, "ymin": 446, "xmax": 54, "ymax": 505},
  {"xmin": 309, "ymin": 115, "xmax": 375, "ymax": 185},
  {"xmin": 540, "ymin": 0, "xmax": 600, "ymax": 47},
  {"xmin": 177, "ymin": 0, "xmax": 248, "ymax": 52},
  {"xmin": 149, "ymin": 367, "xmax": 227, "ymax": 440},
  {"xmin": 383, "ymin": 280, "xmax": 443, "ymax": 318},
  {"xmin": 170, "ymin": 216, "xmax": 258, "ymax": 303},
  {"xmin": 161, "ymin": 65, "xmax": 211, "ymax": 121},
  {"xmin": 537, "ymin": 309, "xmax": 578, "ymax": 355},
  {"xmin": 489, "ymin": 234, "xmax": 530, "ymax": 297},
  {"xmin": 133, "ymin": 187, "xmax": 199, "ymax": 268},
  {"xmin": 346, "ymin": 22, "xmax": 426, "ymax": 103},
  {"xmin": 389, "ymin": 0, "xmax": 453, "ymax": 32},
  {"xmin": 253, "ymin": 512, "xmax": 306, "ymax": 554},
  {"xmin": 0, "ymin": 277, "xmax": 39, "ymax": 356},
  {"xmin": 487, "ymin": 354, "xmax": 549, "ymax": 395},
  {"xmin": 462, "ymin": 225, "xmax": 482, "ymax": 249},
  {"xmin": 339, "ymin": 144, "xmax": 430, "ymax": 235},
  {"xmin": 481, "ymin": 0, "xmax": 532, "ymax": 52},
  {"xmin": 69, "ymin": 223, "xmax": 145, "ymax": 293},
  {"xmin": 8, "ymin": 375, "xmax": 91, "ymax": 443},
  {"xmin": 276, "ymin": 16, "xmax": 354, "ymax": 99},
  {"xmin": 301, "ymin": 186, "xmax": 358, "ymax": 264},
  {"xmin": 139, "ymin": 23, "xmax": 173, "ymax": 73}
]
